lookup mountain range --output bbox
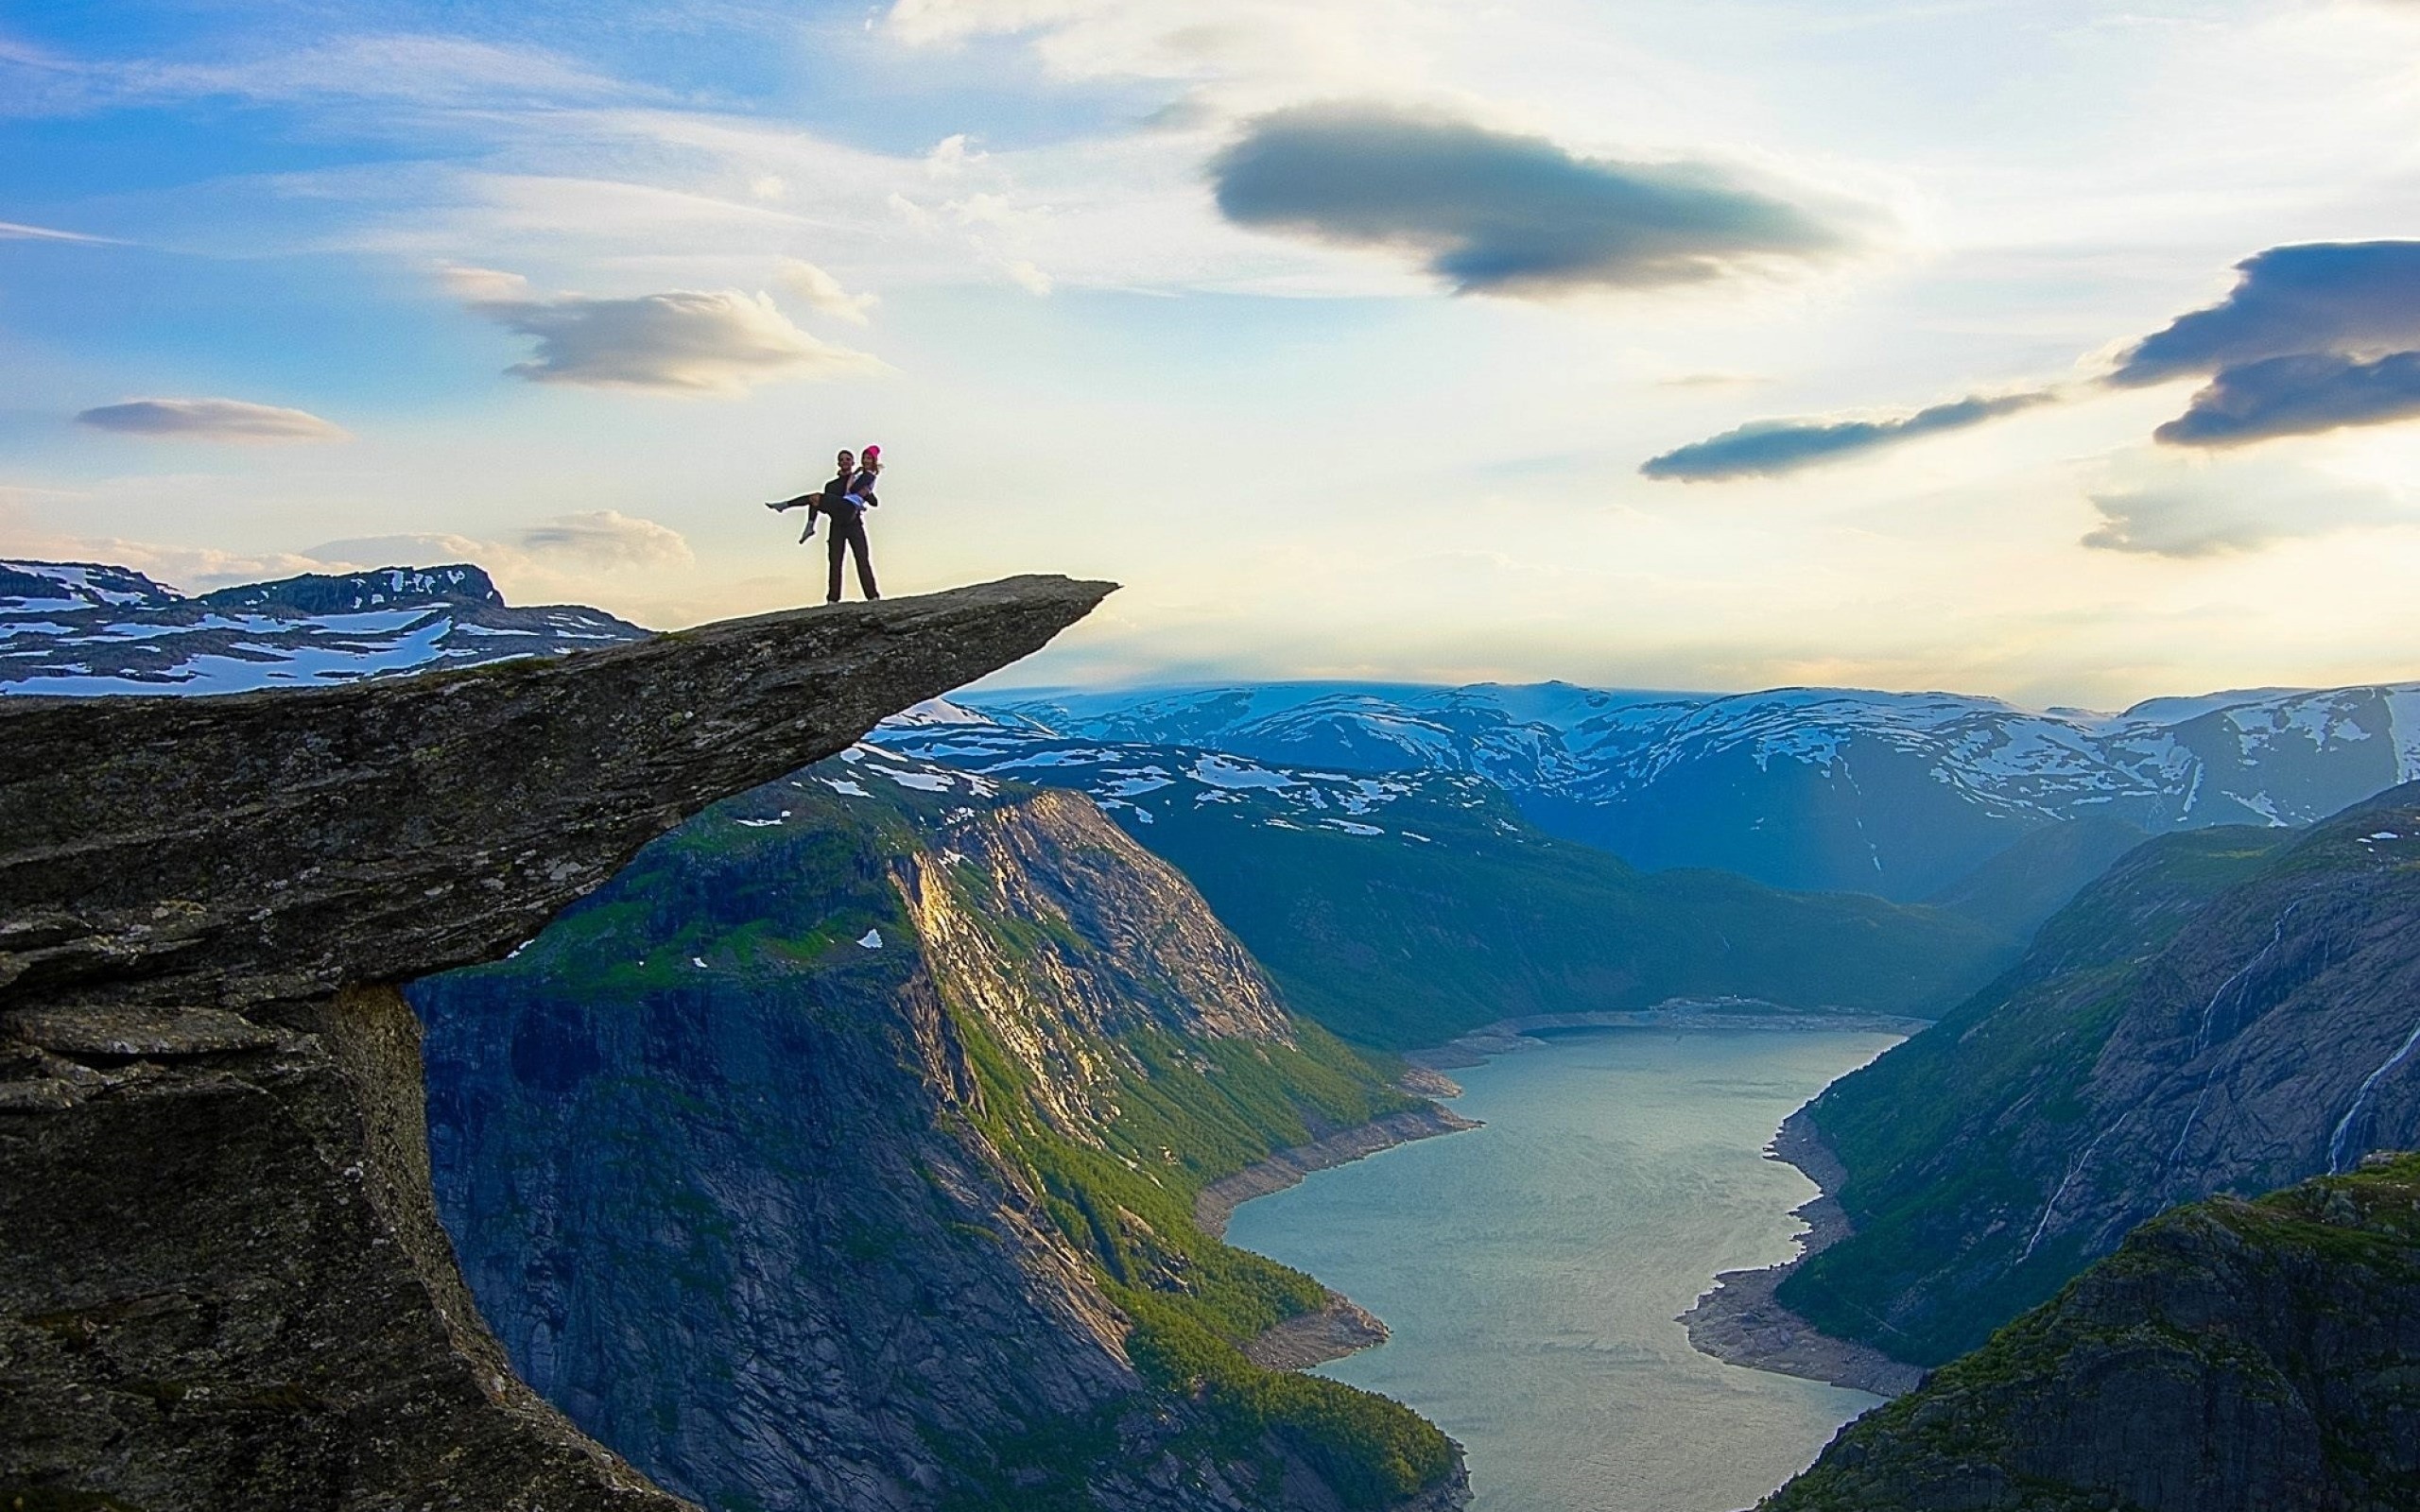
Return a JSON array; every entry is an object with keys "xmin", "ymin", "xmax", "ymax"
[
  {"xmin": 1764, "ymin": 1154, "xmax": 2420, "ymax": 1512},
  {"xmin": 0, "ymin": 559, "xmax": 642, "ymax": 695},
  {"xmin": 969, "ymin": 680, "xmax": 2420, "ymax": 899},
  {"xmin": 868, "ymin": 719, "xmax": 2010, "ymax": 1051},
  {"xmin": 12, "ymin": 557, "xmax": 2417, "ymax": 916}
]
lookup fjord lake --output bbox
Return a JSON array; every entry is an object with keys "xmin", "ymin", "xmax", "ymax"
[{"xmin": 1224, "ymin": 1029, "xmax": 1898, "ymax": 1512}]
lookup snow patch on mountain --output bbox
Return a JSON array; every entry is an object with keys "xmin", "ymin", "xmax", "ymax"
[{"xmin": 0, "ymin": 559, "xmax": 645, "ymax": 696}]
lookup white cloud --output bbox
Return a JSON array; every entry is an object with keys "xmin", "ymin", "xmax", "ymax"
[
  {"xmin": 925, "ymin": 133, "xmax": 985, "ymax": 176},
  {"xmin": 776, "ymin": 259, "xmax": 878, "ymax": 324},
  {"xmin": 303, "ymin": 531, "xmax": 494, "ymax": 568},
  {"xmin": 0, "ymin": 494, "xmax": 341, "ymax": 593},
  {"xmin": 2082, "ymin": 456, "xmax": 2414, "ymax": 558},
  {"xmin": 305, "ymin": 513, "xmax": 690, "ymax": 573},
  {"xmin": 514, "ymin": 509, "xmax": 693, "ymax": 568},
  {"xmin": 74, "ymin": 398, "xmax": 350, "ymax": 443},
  {"xmin": 450, "ymin": 268, "xmax": 880, "ymax": 392},
  {"xmin": 439, "ymin": 264, "xmax": 533, "ymax": 301},
  {"xmin": 881, "ymin": 0, "xmax": 1444, "ymax": 104}
]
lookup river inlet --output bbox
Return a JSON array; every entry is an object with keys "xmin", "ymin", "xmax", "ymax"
[{"xmin": 1224, "ymin": 1028, "xmax": 1898, "ymax": 1512}]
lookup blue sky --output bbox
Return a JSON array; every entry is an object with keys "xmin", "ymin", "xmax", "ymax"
[{"xmin": 9, "ymin": 0, "xmax": 2420, "ymax": 706}]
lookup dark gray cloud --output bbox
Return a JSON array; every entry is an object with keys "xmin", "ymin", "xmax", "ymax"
[
  {"xmin": 2153, "ymin": 351, "xmax": 2420, "ymax": 446},
  {"xmin": 1210, "ymin": 103, "xmax": 1857, "ymax": 296},
  {"xmin": 1641, "ymin": 240, "xmax": 2420, "ymax": 481},
  {"xmin": 2109, "ymin": 241, "xmax": 2420, "ymax": 448},
  {"xmin": 1639, "ymin": 391, "xmax": 2053, "ymax": 481},
  {"xmin": 2113, "ymin": 242, "xmax": 2420, "ymax": 386},
  {"xmin": 75, "ymin": 396, "xmax": 348, "ymax": 443}
]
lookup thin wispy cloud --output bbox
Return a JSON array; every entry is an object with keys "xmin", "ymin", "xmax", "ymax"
[
  {"xmin": 1209, "ymin": 103, "xmax": 1866, "ymax": 297},
  {"xmin": 74, "ymin": 398, "xmax": 350, "ymax": 443},
  {"xmin": 0, "ymin": 218, "xmax": 119, "ymax": 244},
  {"xmin": 514, "ymin": 509, "xmax": 693, "ymax": 568},
  {"xmin": 4, "ymin": 31, "xmax": 642, "ymax": 117},
  {"xmin": 1641, "ymin": 391, "xmax": 2056, "ymax": 481},
  {"xmin": 310, "ymin": 509, "xmax": 691, "ymax": 572},
  {"xmin": 448, "ymin": 267, "xmax": 880, "ymax": 393},
  {"xmin": 2083, "ymin": 461, "xmax": 2411, "ymax": 558}
]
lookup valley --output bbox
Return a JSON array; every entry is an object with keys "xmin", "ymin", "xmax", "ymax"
[
  {"xmin": 1226, "ymin": 1028, "xmax": 1902, "ymax": 1512},
  {"xmin": 9, "ymin": 558, "xmax": 2420, "ymax": 1512}
]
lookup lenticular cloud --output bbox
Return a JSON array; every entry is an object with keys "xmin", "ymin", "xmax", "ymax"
[
  {"xmin": 447, "ymin": 267, "xmax": 879, "ymax": 394},
  {"xmin": 1210, "ymin": 103, "xmax": 1862, "ymax": 298},
  {"xmin": 1640, "ymin": 391, "xmax": 2055, "ymax": 481},
  {"xmin": 75, "ymin": 397, "xmax": 349, "ymax": 443}
]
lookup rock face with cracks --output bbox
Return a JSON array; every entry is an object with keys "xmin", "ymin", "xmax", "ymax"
[{"xmin": 0, "ymin": 577, "xmax": 1114, "ymax": 1511}]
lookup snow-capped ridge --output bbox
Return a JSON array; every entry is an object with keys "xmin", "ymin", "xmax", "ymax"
[{"xmin": 0, "ymin": 558, "xmax": 644, "ymax": 696}]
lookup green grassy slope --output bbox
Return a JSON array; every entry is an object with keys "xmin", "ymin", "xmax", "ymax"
[
  {"xmin": 420, "ymin": 753, "xmax": 1455, "ymax": 1511},
  {"xmin": 1775, "ymin": 825, "xmax": 2297, "ymax": 1364}
]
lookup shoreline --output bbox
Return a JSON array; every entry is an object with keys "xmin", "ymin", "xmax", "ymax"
[
  {"xmin": 1406, "ymin": 1004, "xmax": 1933, "ymax": 1071},
  {"xmin": 1208, "ymin": 1100, "xmax": 1479, "ymax": 1372},
  {"xmin": 1677, "ymin": 1107, "xmax": 1926, "ymax": 1399},
  {"xmin": 1219, "ymin": 1009, "xmax": 1924, "ymax": 1381},
  {"xmin": 1198, "ymin": 1102, "xmax": 1482, "ymax": 1241}
]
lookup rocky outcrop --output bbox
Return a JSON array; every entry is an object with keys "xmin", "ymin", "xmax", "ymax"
[
  {"xmin": 1760, "ymin": 1153, "xmax": 2420, "ymax": 1512},
  {"xmin": 413, "ymin": 746, "xmax": 1466, "ymax": 1512},
  {"xmin": 2, "ymin": 576, "xmax": 1111, "ymax": 1012},
  {"xmin": 0, "ymin": 578, "xmax": 1112, "ymax": 1511}
]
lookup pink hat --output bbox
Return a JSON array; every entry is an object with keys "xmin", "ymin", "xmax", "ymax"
[{"xmin": 861, "ymin": 443, "xmax": 881, "ymax": 459}]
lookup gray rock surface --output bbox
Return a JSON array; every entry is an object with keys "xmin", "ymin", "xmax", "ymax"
[
  {"xmin": 0, "ymin": 577, "xmax": 1112, "ymax": 1511},
  {"xmin": 2, "ymin": 576, "xmax": 1113, "ymax": 1013}
]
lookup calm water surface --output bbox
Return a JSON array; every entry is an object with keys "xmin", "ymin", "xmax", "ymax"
[{"xmin": 1224, "ymin": 1029, "xmax": 1896, "ymax": 1512}]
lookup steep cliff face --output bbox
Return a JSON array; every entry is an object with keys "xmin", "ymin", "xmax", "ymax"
[
  {"xmin": 1762, "ymin": 1154, "xmax": 2420, "ymax": 1512},
  {"xmin": 413, "ymin": 748, "xmax": 1465, "ymax": 1512},
  {"xmin": 0, "ymin": 578, "xmax": 1113, "ymax": 1511},
  {"xmin": 1781, "ymin": 782, "xmax": 2420, "ymax": 1366}
]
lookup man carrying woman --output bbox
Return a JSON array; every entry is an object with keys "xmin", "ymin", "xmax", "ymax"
[{"xmin": 766, "ymin": 443, "xmax": 883, "ymax": 603}]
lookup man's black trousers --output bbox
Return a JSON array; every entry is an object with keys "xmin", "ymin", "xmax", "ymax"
[{"xmin": 826, "ymin": 511, "xmax": 878, "ymax": 602}]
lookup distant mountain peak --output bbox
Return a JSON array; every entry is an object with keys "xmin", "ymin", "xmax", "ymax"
[
  {"xmin": 0, "ymin": 558, "xmax": 641, "ymax": 697},
  {"xmin": 198, "ymin": 563, "xmax": 506, "ymax": 615},
  {"xmin": 0, "ymin": 559, "xmax": 183, "ymax": 612}
]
